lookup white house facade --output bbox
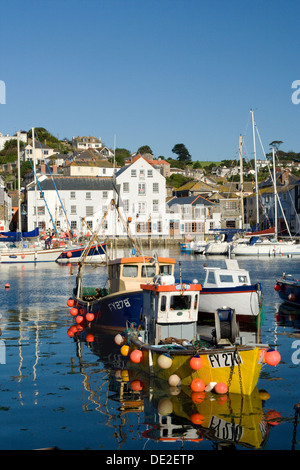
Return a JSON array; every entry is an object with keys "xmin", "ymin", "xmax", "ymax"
[
  {"xmin": 0, "ymin": 131, "xmax": 27, "ymax": 151},
  {"xmin": 116, "ymin": 157, "xmax": 168, "ymax": 237}
]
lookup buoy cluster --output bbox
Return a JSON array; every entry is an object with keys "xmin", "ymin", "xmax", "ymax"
[{"xmin": 66, "ymin": 297, "xmax": 95, "ymax": 342}]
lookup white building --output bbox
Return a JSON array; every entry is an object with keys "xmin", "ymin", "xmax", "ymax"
[
  {"xmin": 21, "ymin": 141, "xmax": 58, "ymax": 162},
  {"xmin": 63, "ymin": 161, "xmax": 116, "ymax": 178},
  {"xmin": 0, "ymin": 131, "xmax": 27, "ymax": 151},
  {"xmin": 116, "ymin": 157, "xmax": 168, "ymax": 237},
  {"xmin": 72, "ymin": 136, "xmax": 102, "ymax": 150}
]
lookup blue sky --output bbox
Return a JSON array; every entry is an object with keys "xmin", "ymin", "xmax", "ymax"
[{"xmin": 0, "ymin": 0, "xmax": 299, "ymax": 161}]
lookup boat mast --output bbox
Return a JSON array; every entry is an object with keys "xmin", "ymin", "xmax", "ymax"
[
  {"xmin": 273, "ymin": 147, "xmax": 278, "ymax": 240},
  {"xmin": 32, "ymin": 127, "xmax": 38, "ymax": 229},
  {"xmin": 250, "ymin": 110, "xmax": 259, "ymax": 227},
  {"xmin": 17, "ymin": 131, "xmax": 22, "ymax": 232},
  {"xmin": 239, "ymin": 135, "xmax": 244, "ymax": 229}
]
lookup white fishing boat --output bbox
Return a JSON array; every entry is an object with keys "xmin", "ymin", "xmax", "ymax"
[{"xmin": 198, "ymin": 259, "xmax": 262, "ymax": 321}]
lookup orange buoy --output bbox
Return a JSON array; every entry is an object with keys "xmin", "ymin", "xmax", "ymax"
[
  {"xmin": 5, "ymin": 283, "xmax": 10, "ymax": 289},
  {"xmin": 190, "ymin": 413, "xmax": 204, "ymax": 425},
  {"xmin": 214, "ymin": 382, "xmax": 228, "ymax": 394},
  {"xmin": 67, "ymin": 298, "xmax": 75, "ymax": 307},
  {"xmin": 67, "ymin": 327, "xmax": 75, "ymax": 338},
  {"xmin": 130, "ymin": 380, "xmax": 144, "ymax": 391},
  {"xmin": 70, "ymin": 307, "xmax": 78, "ymax": 316},
  {"xmin": 265, "ymin": 349, "xmax": 281, "ymax": 366},
  {"xmin": 190, "ymin": 378, "xmax": 205, "ymax": 392},
  {"xmin": 190, "ymin": 356, "xmax": 203, "ymax": 370},
  {"xmin": 120, "ymin": 344, "xmax": 130, "ymax": 356},
  {"xmin": 86, "ymin": 312, "xmax": 95, "ymax": 322},
  {"xmin": 191, "ymin": 391, "xmax": 205, "ymax": 404},
  {"xmin": 21, "ymin": 254, "xmax": 25, "ymax": 259},
  {"xmin": 265, "ymin": 410, "xmax": 281, "ymax": 426},
  {"xmin": 130, "ymin": 349, "xmax": 143, "ymax": 364},
  {"xmin": 86, "ymin": 333, "xmax": 94, "ymax": 342},
  {"xmin": 66, "ymin": 251, "xmax": 72, "ymax": 258},
  {"xmin": 75, "ymin": 315, "xmax": 84, "ymax": 324}
]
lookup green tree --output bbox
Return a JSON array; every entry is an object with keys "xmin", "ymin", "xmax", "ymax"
[
  {"xmin": 114, "ymin": 147, "xmax": 131, "ymax": 166},
  {"xmin": 172, "ymin": 143, "xmax": 192, "ymax": 164},
  {"xmin": 137, "ymin": 145, "xmax": 153, "ymax": 155}
]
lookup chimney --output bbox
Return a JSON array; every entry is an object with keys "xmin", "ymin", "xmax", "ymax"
[
  {"xmin": 40, "ymin": 162, "xmax": 46, "ymax": 174},
  {"xmin": 52, "ymin": 163, "xmax": 58, "ymax": 173}
]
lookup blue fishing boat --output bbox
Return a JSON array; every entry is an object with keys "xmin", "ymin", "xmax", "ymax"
[
  {"xmin": 56, "ymin": 243, "xmax": 107, "ymax": 264},
  {"xmin": 274, "ymin": 274, "xmax": 300, "ymax": 306},
  {"xmin": 70, "ymin": 255, "xmax": 176, "ymax": 334}
]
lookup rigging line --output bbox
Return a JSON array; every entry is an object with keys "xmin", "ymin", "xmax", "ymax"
[
  {"xmin": 34, "ymin": 133, "xmax": 73, "ymax": 234},
  {"xmin": 26, "ymin": 150, "xmax": 60, "ymax": 236},
  {"xmin": 255, "ymin": 127, "xmax": 293, "ymax": 238}
]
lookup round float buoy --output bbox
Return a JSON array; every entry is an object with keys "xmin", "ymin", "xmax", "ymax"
[
  {"xmin": 121, "ymin": 369, "xmax": 130, "ymax": 381},
  {"xmin": 4, "ymin": 283, "xmax": 10, "ymax": 289},
  {"xmin": 130, "ymin": 380, "xmax": 144, "ymax": 391},
  {"xmin": 265, "ymin": 410, "xmax": 281, "ymax": 426},
  {"xmin": 21, "ymin": 254, "xmax": 25, "ymax": 259},
  {"xmin": 274, "ymin": 284, "xmax": 281, "ymax": 291},
  {"xmin": 86, "ymin": 312, "xmax": 95, "ymax": 322},
  {"xmin": 75, "ymin": 315, "xmax": 84, "ymax": 324},
  {"xmin": 114, "ymin": 334, "xmax": 125, "ymax": 346},
  {"xmin": 120, "ymin": 344, "xmax": 130, "ymax": 356},
  {"xmin": 214, "ymin": 382, "xmax": 228, "ymax": 394},
  {"xmin": 157, "ymin": 398, "xmax": 173, "ymax": 416},
  {"xmin": 190, "ymin": 356, "xmax": 203, "ymax": 371},
  {"xmin": 66, "ymin": 251, "xmax": 72, "ymax": 258},
  {"xmin": 70, "ymin": 307, "xmax": 78, "ymax": 316},
  {"xmin": 67, "ymin": 327, "xmax": 75, "ymax": 338},
  {"xmin": 191, "ymin": 391, "xmax": 205, "ymax": 404},
  {"xmin": 168, "ymin": 374, "xmax": 181, "ymax": 387},
  {"xmin": 265, "ymin": 349, "xmax": 281, "ymax": 366},
  {"xmin": 67, "ymin": 298, "xmax": 75, "ymax": 307},
  {"xmin": 288, "ymin": 293, "xmax": 296, "ymax": 302},
  {"xmin": 259, "ymin": 389, "xmax": 270, "ymax": 401},
  {"xmin": 86, "ymin": 333, "xmax": 94, "ymax": 342},
  {"xmin": 130, "ymin": 349, "xmax": 143, "ymax": 364},
  {"xmin": 190, "ymin": 413, "xmax": 204, "ymax": 425},
  {"xmin": 157, "ymin": 353, "xmax": 173, "ymax": 369},
  {"xmin": 190, "ymin": 378, "xmax": 205, "ymax": 392}
]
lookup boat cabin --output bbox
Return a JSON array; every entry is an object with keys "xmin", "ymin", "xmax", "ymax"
[
  {"xmin": 140, "ymin": 275, "xmax": 202, "ymax": 345},
  {"xmin": 203, "ymin": 259, "xmax": 251, "ymax": 288},
  {"xmin": 107, "ymin": 256, "xmax": 176, "ymax": 294}
]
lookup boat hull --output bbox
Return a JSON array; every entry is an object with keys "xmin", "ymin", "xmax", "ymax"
[
  {"xmin": 204, "ymin": 242, "xmax": 229, "ymax": 255},
  {"xmin": 199, "ymin": 285, "xmax": 262, "ymax": 319},
  {"xmin": 129, "ymin": 339, "xmax": 264, "ymax": 395},
  {"xmin": 232, "ymin": 242, "xmax": 300, "ymax": 256},
  {"xmin": 56, "ymin": 243, "xmax": 107, "ymax": 264},
  {"xmin": 275, "ymin": 277, "xmax": 300, "ymax": 306},
  {"xmin": 73, "ymin": 289, "xmax": 143, "ymax": 333},
  {"xmin": 0, "ymin": 247, "xmax": 64, "ymax": 263}
]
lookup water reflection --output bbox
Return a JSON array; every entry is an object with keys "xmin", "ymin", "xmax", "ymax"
[{"xmin": 71, "ymin": 329, "xmax": 280, "ymax": 450}]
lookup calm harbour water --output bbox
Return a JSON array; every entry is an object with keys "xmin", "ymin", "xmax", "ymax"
[{"xmin": 1, "ymin": 247, "xmax": 300, "ymax": 451}]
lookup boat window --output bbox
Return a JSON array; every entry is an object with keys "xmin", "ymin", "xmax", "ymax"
[
  {"xmin": 160, "ymin": 295, "xmax": 166, "ymax": 311},
  {"xmin": 219, "ymin": 275, "xmax": 234, "ymax": 283},
  {"xmin": 238, "ymin": 275, "xmax": 248, "ymax": 283},
  {"xmin": 123, "ymin": 265, "xmax": 138, "ymax": 277},
  {"xmin": 170, "ymin": 295, "xmax": 191, "ymax": 310},
  {"xmin": 207, "ymin": 271, "xmax": 216, "ymax": 284},
  {"xmin": 160, "ymin": 265, "xmax": 172, "ymax": 275},
  {"xmin": 142, "ymin": 265, "xmax": 156, "ymax": 278},
  {"xmin": 194, "ymin": 294, "xmax": 198, "ymax": 310}
]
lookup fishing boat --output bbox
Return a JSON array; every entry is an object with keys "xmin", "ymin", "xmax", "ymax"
[
  {"xmin": 274, "ymin": 274, "xmax": 300, "ymax": 306},
  {"xmin": 199, "ymin": 259, "xmax": 262, "ymax": 321},
  {"xmin": 118, "ymin": 273, "xmax": 280, "ymax": 396},
  {"xmin": 71, "ymin": 254, "xmax": 176, "ymax": 334},
  {"xmin": 180, "ymin": 240, "xmax": 206, "ymax": 254},
  {"xmin": 56, "ymin": 243, "xmax": 107, "ymax": 264}
]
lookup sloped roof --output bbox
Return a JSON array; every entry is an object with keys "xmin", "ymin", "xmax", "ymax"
[
  {"xmin": 28, "ymin": 177, "xmax": 114, "ymax": 191},
  {"xmin": 167, "ymin": 195, "xmax": 215, "ymax": 207}
]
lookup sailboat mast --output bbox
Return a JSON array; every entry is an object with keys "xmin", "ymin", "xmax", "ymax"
[
  {"xmin": 250, "ymin": 110, "xmax": 259, "ymax": 227},
  {"xmin": 32, "ymin": 127, "xmax": 38, "ymax": 229},
  {"xmin": 239, "ymin": 135, "xmax": 244, "ymax": 229},
  {"xmin": 273, "ymin": 147, "xmax": 278, "ymax": 240},
  {"xmin": 17, "ymin": 131, "xmax": 22, "ymax": 232}
]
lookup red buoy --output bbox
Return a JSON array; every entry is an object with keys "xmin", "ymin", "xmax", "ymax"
[
  {"xmin": 274, "ymin": 284, "xmax": 281, "ymax": 291},
  {"xmin": 5, "ymin": 283, "xmax": 10, "ymax": 289},
  {"xmin": 76, "ymin": 315, "xmax": 84, "ymax": 324},
  {"xmin": 214, "ymin": 382, "xmax": 228, "ymax": 394},
  {"xmin": 130, "ymin": 349, "xmax": 143, "ymax": 364},
  {"xmin": 190, "ymin": 378, "xmax": 205, "ymax": 392},
  {"xmin": 86, "ymin": 312, "xmax": 95, "ymax": 322},
  {"xmin": 66, "ymin": 251, "xmax": 72, "ymax": 258},
  {"xmin": 86, "ymin": 333, "xmax": 94, "ymax": 342},
  {"xmin": 70, "ymin": 307, "xmax": 78, "ymax": 316},
  {"xmin": 190, "ymin": 356, "xmax": 203, "ymax": 370},
  {"xmin": 67, "ymin": 298, "xmax": 75, "ymax": 307},
  {"xmin": 265, "ymin": 349, "xmax": 281, "ymax": 366}
]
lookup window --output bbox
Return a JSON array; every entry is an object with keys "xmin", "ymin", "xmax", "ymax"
[
  {"xmin": 70, "ymin": 191, "xmax": 76, "ymax": 199},
  {"xmin": 139, "ymin": 169, "xmax": 145, "ymax": 179},
  {"xmin": 153, "ymin": 183, "xmax": 159, "ymax": 193},
  {"xmin": 220, "ymin": 275, "xmax": 234, "ymax": 283},
  {"xmin": 138, "ymin": 183, "xmax": 146, "ymax": 195},
  {"xmin": 142, "ymin": 265, "xmax": 156, "ymax": 277},
  {"xmin": 131, "ymin": 169, "xmax": 137, "ymax": 177},
  {"xmin": 103, "ymin": 191, "xmax": 108, "ymax": 199},
  {"xmin": 147, "ymin": 169, "xmax": 153, "ymax": 178},
  {"xmin": 71, "ymin": 205, "xmax": 77, "ymax": 215},
  {"xmin": 160, "ymin": 295, "xmax": 167, "ymax": 312},
  {"xmin": 123, "ymin": 182, "xmax": 129, "ymax": 192},
  {"xmin": 225, "ymin": 201, "xmax": 237, "ymax": 210},
  {"xmin": 86, "ymin": 206, "xmax": 94, "ymax": 216},
  {"xmin": 123, "ymin": 265, "xmax": 138, "ymax": 277},
  {"xmin": 86, "ymin": 192, "xmax": 91, "ymax": 199},
  {"xmin": 153, "ymin": 199, "xmax": 159, "ymax": 212},
  {"xmin": 170, "ymin": 295, "xmax": 191, "ymax": 310},
  {"xmin": 138, "ymin": 202, "xmax": 146, "ymax": 214},
  {"xmin": 71, "ymin": 221, "xmax": 77, "ymax": 229},
  {"xmin": 238, "ymin": 275, "xmax": 248, "ymax": 283},
  {"xmin": 39, "ymin": 192, "xmax": 43, "ymax": 199},
  {"xmin": 87, "ymin": 221, "xmax": 93, "ymax": 230},
  {"xmin": 123, "ymin": 200, "xmax": 129, "ymax": 212},
  {"xmin": 207, "ymin": 271, "xmax": 216, "ymax": 284},
  {"xmin": 157, "ymin": 221, "xmax": 162, "ymax": 232},
  {"xmin": 37, "ymin": 206, "xmax": 45, "ymax": 215},
  {"xmin": 160, "ymin": 265, "xmax": 172, "ymax": 275}
]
